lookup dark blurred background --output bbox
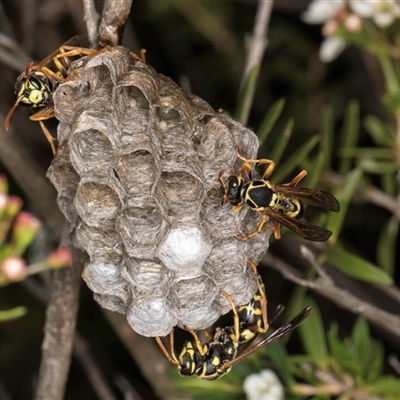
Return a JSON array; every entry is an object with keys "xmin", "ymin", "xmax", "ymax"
[{"xmin": 0, "ymin": 1, "xmax": 398, "ymax": 399}]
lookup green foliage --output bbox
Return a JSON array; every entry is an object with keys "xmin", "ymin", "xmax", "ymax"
[
  {"xmin": 325, "ymin": 245, "xmax": 393, "ymax": 284},
  {"xmin": 291, "ymin": 302, "xmax": 400, "ymax": 399}
]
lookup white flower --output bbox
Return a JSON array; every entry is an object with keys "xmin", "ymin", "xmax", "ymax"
[
  {"xmin": 302, "ymin": 0, "xmax": 349, "ymax": 62},
  {"xmin": 243, "ymin": 369, "xmax": 284, "ymax": 400},
  {"xmin": 319, "ymin": 36, "xmax": 347, "ymax": 62},
  {"xmin": 350, "ymin": 0, "xmax": 400, "ymax": 28},
  {"xmin": 301, "ymin": 0, "xmax": 345, "ymax": 24}
]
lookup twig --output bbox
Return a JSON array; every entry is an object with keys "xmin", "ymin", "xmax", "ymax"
[
  {"xmin": 0, "ymin": 123, "xmax": 64, "ymax": 235},
  {"xmin": 300, "ymin": 244, "xmax": 331, "ymax": 281},
  {"xmin": 113, "ymin": 374, "xmax": 144, "ymax": 400},
  {"xmin": 263, "ymin": 253, "xmax": 400, "ymax": 340},
  {"xmin": 380, "ymin": 284, "xmax": 400, "ymax": 307},
  {"xmin": 22, "ymin": 277, "xmax": 119, "ymax": 400},
  {"xmin": 171, "ymin": 0, "xmax": 237, "ymax": 61},
  {"xmin": 0, "ymin": 32, "xmax": 31, "ymax": 71},
  {"xmin": 322, "ymin": 171, "xmax": 400, "ymax": 220},
  {"xmin": 98, "ymin": 0, "xmax": 133, "ymax": 47},
  {"xmin": 82, "ymin": 0, "xmax": 100, "ymax": 48},
  {"xmin": 239, "ymin": 0, "xmax": 273, "ymax": 125},
  {"xmin": 18, "ymin": 0, "xmax": 36, "ymax": 53},
  {"xmin": 103, "ymin": 311, "xmax": 192, "ymax": 400},
  {"xmin": 74, "ymin": 336, "xmax": 118, "ymax": 400},
  {"xmin": 388, "ymin": 354, "xmax": 400, "ymax": 376},
  {"xmin": 34, "ymin": 247, "xmax": 83, "ymax": 400}
]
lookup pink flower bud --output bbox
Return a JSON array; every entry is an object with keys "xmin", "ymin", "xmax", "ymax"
[
  {"xmin": 15, "ymin": 211, "xmax": 42, "ymax": 230},
  {"xmin": 6, "ymin": 196, "xmax": 23, "ymax": 217},
  {"xmin": 322, "ymin": 19, "xmax": 339, "ymax": 37},
  {"xmin": 0, "ymin": 175, "xmax": 8, "ymax": 194},
  {"xmin": 1, "ymin": 257, "xmax": 26, "ymax": 281},
  {"xmin": 46, "ymin": 246, "xmax": 72, "ymax": 269},
  {"xmin": 12, "ymin": 212, "xmax": 42, "ymax": 256},
  {"xmin": 345, "ymin": 14, "xmax": 363, "ymax": 32},
  {"xmin": 0, "ymin": 193, "xmax": 8, "ymax": 211}
]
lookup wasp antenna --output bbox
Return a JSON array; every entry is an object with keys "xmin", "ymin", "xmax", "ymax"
[
  {"xmin": 4, "ymin": 101, "xmax": 19, "ymax": 130},
  {"xmin": 25, "ymin": 61, "xmax": 34, "ymax": 76}
]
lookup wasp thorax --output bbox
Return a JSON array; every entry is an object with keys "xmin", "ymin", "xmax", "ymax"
[{"xmin": 47, "ymin": 46, "xmax": 272, "ymax": 337}]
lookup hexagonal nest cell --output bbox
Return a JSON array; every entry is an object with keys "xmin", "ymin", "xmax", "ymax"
[{"xmin": 47, "ymin": 46, "xmax": 272, "ymax": 337}]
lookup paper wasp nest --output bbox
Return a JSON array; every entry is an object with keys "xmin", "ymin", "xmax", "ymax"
[{"xmin": 47, "ymin": 47, "xmax": 271, "ymax": 337}]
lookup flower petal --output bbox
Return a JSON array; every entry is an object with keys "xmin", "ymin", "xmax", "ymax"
[
  {"xmin": 350, "ymin": 0, "xmax": 374, "ymax": 18},
  {"xmin": 302, "ymin": 0, "xmax": 345, "ymax": 24},
  {"xmin": 319, "ymin": 36, "xmax": 346, "ymax": 62}
]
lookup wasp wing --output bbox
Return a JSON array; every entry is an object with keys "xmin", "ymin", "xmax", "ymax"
[
  {"xmin": 266, "ymin": 209, "xmax": 333, "ymax": 242},
  {"xmin": 272, "ymin": 184, "xmax": 340, "ymax": 212},
  {"xmin": 222, "ymin": 307, "xmax": 312, "ymax": 370}
]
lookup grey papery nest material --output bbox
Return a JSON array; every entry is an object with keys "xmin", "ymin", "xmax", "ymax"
[{"xmin": 47, "ymin": 46, "xmax": 271, "ymax": 337}]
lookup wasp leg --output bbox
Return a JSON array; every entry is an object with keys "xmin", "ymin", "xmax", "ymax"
[
  {"xmin": 203, "ymin": 328, "xmax": 214, "ymax": 341},
  {"xmin": 38, "ymin": 121, "xmax": 57, "ymax": 155},
  {"xmin": 232, "ymin": 204, "xmax": 244, "ymax": 213},
  {"xmin": 248, "ymin": 260, "xmax": 268, "ymax": 333},
  {"xmin": 130, "ymin": 49, "xmax": 147, "ymax": 62},
  {"xmin": 184, "ymin": 328, "xmax": 208, "ymax": 356},
  {"xmin": 239, "ymin": 162, "xmax": 253, "ymax": 180},
  {"xmin": 235, "ymin": 212, "xmax": 269, "ymax": 241},
  {"xmin": 272, "ymin": 219, "xmax": 281, "ymax": 240},
  {"xmin": 236, "ymin": 151, "xmax": 276, "ymax": 180},
  {"xmin": 29, "ymin": 104, "xmax": 55, "ymax": 121},
  {"xmin": 40, "ymin": 66, "xmax": 65, "ymax": 82},
  {"xmin": 220, "ymin": 289, "xmax": 240, "ymax": 342},
  {"xmin": 155, "ymin": 330, "xmax": 179, "ymax": 365},
  {"xmin": 283, "ymin": 170, "xmax": 308, "ymax": 187}
]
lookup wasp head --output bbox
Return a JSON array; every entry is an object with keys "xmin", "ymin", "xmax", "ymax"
[
  {"xmin": 15, "ymin": 68, "xmax": 52, "ymax": 108},
  {"xmin": 226, "ymin": 175, "xmax": 245, "ymax": 206}
]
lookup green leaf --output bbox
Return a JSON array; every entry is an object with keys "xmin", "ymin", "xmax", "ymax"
[
  {"xmin": 257, "ymin": 98, "xmax": 286, "ymax": 145},
  {"xmin": 327, "ymin": 323, "xmax": 346, "ymax": 361},
  {"xmin": 366, "ymin": 377, "xmax": 400, "ymax": 397},
  {"xmin": 266, "ymin": 340, "xmax": 294, "ymax": 384},
  {"xmin": 325, "ymin": 246, "xmax": 393, "ymax": 284},
  {"xmin": 351, "ymin": 317, "xmax": 371, "ymax": 372},
  {"xmin": 0, "ymin": 306, "xmax": 27, "ymax": 321},
  {"xmin": 338, "ymin": 147, "xmax": 395, "ymax": 159},
  {"xmin": 363, "ymin": 115, "xmax": 395, "ymax": 147},
  {"xmin": 322, "ymin": 106, "xmax": 334, "ymax": 170},
  {"xmin": 325, "ymin": 167, "xmax": 363, "ymax": 244},
  {"xmin": 381, "ymin": 171, "xmax": 395, "ymax": 196},
  {"xmin": 358, "ymin": 159, "xmax": 400, "ymax": 173},
  {"xmin": 268, "ymin": 118, "xmax": 294, "ymax": 165},
  {"xmin": 339, "ymin": 100, "xmax": 360, "ymax": 175},
  {"xmin": 297, "ymin": 298, "xmax": 329, "ymax": 369},
  {"xmin": 236, "ymin": 63, "xmax": 260, "ymax": 124},
  {"xmin": 272, "ymin": 135, "xmax": 319, "ymax": 183},
  {"xmin": 377, "ymin": 216, "xmax": 398, "ymax": 276},
  {"xmin": 302, "ymin": 140, "xmax": 325, "ymax": 189}
]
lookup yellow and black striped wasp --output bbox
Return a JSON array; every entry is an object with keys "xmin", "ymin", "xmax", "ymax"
[
  {"xmin": 219, "ymin": 152, "xmax": 340, "ymax": 242},
  {"xmin": 4, "ymin": 37, "xmax": 146, "ymax": 154},
  {"xmin": 155, "ymin": 259, "xmax": 312, "ymax": 380},
  {"xmin": 4, "ymin": 37, "xmax": 101, "ymax": 154}
]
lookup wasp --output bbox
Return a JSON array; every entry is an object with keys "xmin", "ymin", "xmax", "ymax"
[
  {"xmin": 155, "ymin": 260, "xmax": 312, "ymax": 380},
  {"xmin": 219, "ymin": 152, "xmax": 340, "ymax": 242},
  {"xmin": 4, "ymin": 38, "xmax": 146, "ymax": 155}
]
